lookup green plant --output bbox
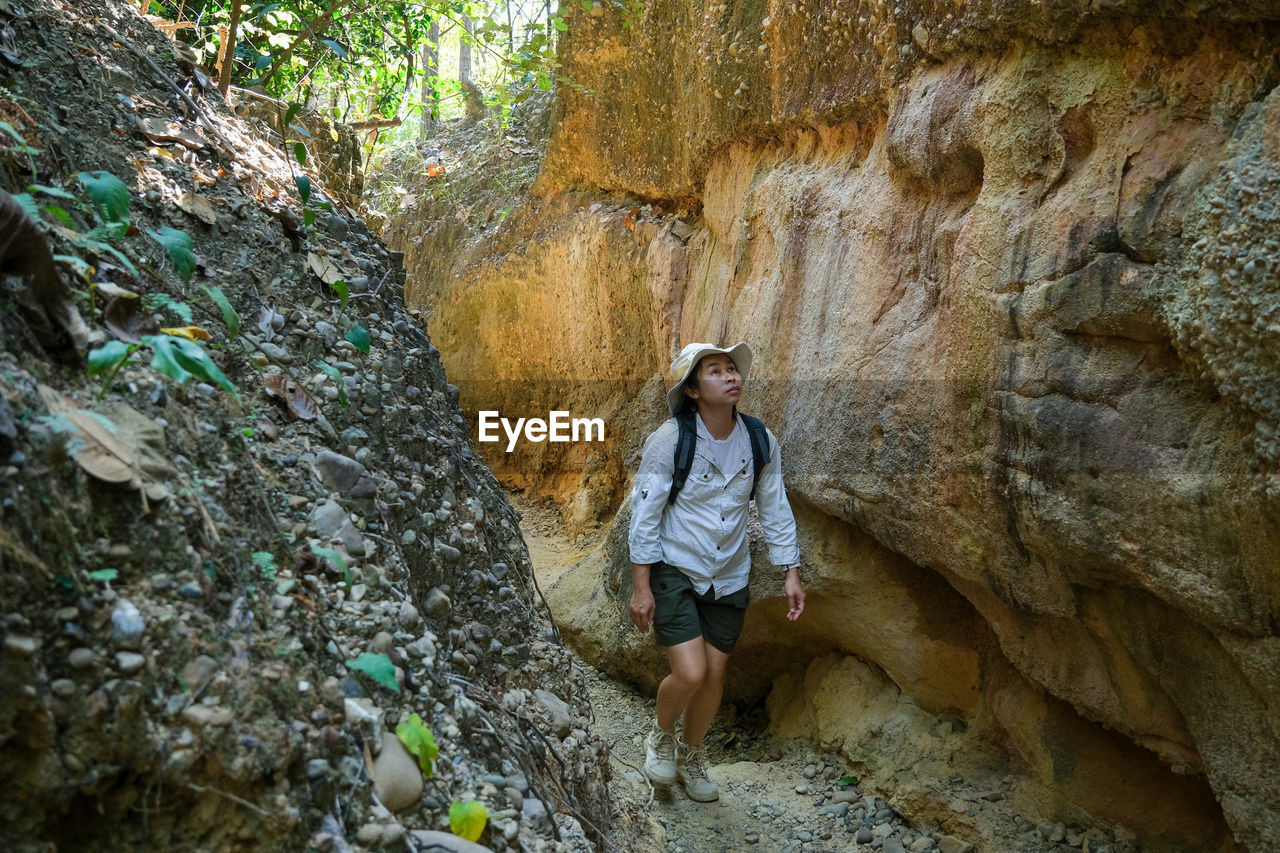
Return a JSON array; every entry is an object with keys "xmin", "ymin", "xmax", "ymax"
[
  {"xmin": 396, "ymin": 714, "xmax": 439, "ymax": 777},
  {"xmin": 346, "ymin": 652, "xmax": 399, "ymax": 693},
  {"xmin": 449, "ymin": 800, "xmax": 487, "ymax": 842},
  {"xmin": 252, "ymin": 551, "xmax": 277, "ymax": 583},
  {"xmin": 87, "ymin": 333, "xmax": 241, "ymax": 402}
]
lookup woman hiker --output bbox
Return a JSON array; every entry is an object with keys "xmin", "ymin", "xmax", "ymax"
[{"xmin": 628, "ymin": 341, "xmax": 806, "ymax": 802}]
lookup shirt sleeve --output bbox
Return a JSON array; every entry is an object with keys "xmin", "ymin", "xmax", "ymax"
[
  {"xmin": 754, "ymin": 428, "xmax": 801, "ymax": 567},
  {"xmin": 629, "ymin": 420, "xmax": 678, "ymax": 565}
]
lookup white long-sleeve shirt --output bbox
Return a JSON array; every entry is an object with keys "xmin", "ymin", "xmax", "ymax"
[{"xmin": 628, "ymin": 412, "xmax": 801, "ymax": 598}]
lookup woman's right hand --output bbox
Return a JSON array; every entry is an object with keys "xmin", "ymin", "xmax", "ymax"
[{"xmin": 629, "ymin": 586, "xmax": 655, "ymax": 633}]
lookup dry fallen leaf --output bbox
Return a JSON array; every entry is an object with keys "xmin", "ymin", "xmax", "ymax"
[
  {"xmin": 104, "ymin": 295, "xmax": 157, "ymax": 343},
  {"xmin": 257, "ymin": 305, "xmax": 284, "ymax": 341},
  {"xmin": 307, "ymin": 251, "xmax": 348, "ymax": 285},
  {"xmin": 264, "ymin": 373, "xmax": 318, "ymax": 421},
  {"xmin": 625, "ymin": 207, "xmax": 639, "ymax": 231},
  {"xmin": 176, "ymin": 192, "xmax": 218, "ymax": 225},
  {"xmin": 136, "ymin": 115, "xmax": 205, "ymax": 150},
  {"xmin": 38, "ymin": 386, "xmax": 135, "ymax": 483}
]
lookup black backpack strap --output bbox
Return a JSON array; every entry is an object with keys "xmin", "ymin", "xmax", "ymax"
[
  {"xmin": 667, "ymin": 410, "xmax": 698, "ymax": 505},
  {"xmin": 740, "ymin": 414, "xmax": 771, "ymax": 501}
]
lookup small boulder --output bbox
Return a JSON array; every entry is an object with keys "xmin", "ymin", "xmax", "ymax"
[{"xmin": 371, "ymin": 731, "xmax": 422, "ymax": 812}]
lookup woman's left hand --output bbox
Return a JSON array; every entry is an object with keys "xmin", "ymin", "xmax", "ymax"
[{"xmin": 784, "ymin": 568, "xmax": 805, "ymax": 621}]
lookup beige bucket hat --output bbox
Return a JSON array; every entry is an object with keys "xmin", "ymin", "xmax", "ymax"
[{"xmin": 666, "ymin": 341, "xmax": 754, "ymax": 415}]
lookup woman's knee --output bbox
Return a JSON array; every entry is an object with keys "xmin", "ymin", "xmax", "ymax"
[{"xmin": 666, "ymin": 643, "xmax": 708, "ymax": 688}]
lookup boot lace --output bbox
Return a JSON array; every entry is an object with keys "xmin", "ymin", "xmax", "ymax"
[{"xmin": 682, "ymin": 743, "xmax": 710, "ymax": 779}]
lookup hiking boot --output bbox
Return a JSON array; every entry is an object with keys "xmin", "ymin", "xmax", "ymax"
[
  {"xmin": 677, "ymin": 740, "xmax": 719, "ymax": 802},
  {"xmin": 643, "ymin": 721, "xmax": 677, "ymax": 785}
]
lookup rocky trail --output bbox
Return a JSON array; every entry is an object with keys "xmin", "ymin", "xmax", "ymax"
[{"xmin": 514, "ymin": 497, "xmax": 1145, "ymax": 853}]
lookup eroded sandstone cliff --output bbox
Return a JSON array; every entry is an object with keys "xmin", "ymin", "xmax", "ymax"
[{"xmin": 381, "ymin": 1, "xmax": 1280, "ymax": 849}]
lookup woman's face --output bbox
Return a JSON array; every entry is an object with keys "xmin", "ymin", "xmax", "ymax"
[{"xmin": 685, "ymin": 354, "xmax": 741, "ymax": 408}]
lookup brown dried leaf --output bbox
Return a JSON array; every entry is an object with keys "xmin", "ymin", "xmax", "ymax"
[
  {"xmin": 38, "ymin": 386, "xmax": 136, "ymax": 484},
  {"xmin": 176, "ymin": 192, "xmax": 217, "ymax": 225},
  {"xmin": 103, "ymin": 295, "xmax": 156, "ymax": 343},
  {"xmin": 307, "ymin": 251, "xmax": 348, "ymax": 285},
  {"xmin": 136, "ymin": 115, "xmax": 205, "ymax": 150},
  {"xmin": 263, "ymin": 373, "xmax": 317, "ymax": 421}
]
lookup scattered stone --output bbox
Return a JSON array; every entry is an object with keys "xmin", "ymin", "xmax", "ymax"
[
  {"xmin": 311, "ymin": 500, "xmax": 368, "ymax": 557},
  {"xmin": 183, "ymin": 655, "xmax": 218, "ymax": 692},
  {"xmin": 794, "ymin": 783, "xmax": 809, "ymax": 795},
  {"xmin": 408, "ymin": 830, "xmax": 495, "ymax": 853},
  {"xmin": 371, "ymin": 730, "xmax": 423, "ymax": 811},
  {"xmin": 534, "ymin": 689, "xmax": 573, "ymax": 738},
  {"xmin": 937, "ymin": 836, "xmax": 973, "ymax": 853},
  {"xmin": 803, "ymin": 763, "xmax": 817, "ymax": 779},
  {"xmin": 69, "ymin": 647, "xmax": 97, "ymax": 669},
  {"xmin": 308, "ymin": 759, "xmax": 331, "ymax": 780},
  {"xmin": 424, "ymin": 587, "xmax": 452, "ymax": 621},
  {"xmin": 745, "ymin": 831, "xmax": 760, "ymax": 844},
  {"xmin": 856, "ymin": 827, "xmax": 874, "ymax": 844},
  {"xmin": 110, "ymin": 600, "xmax": 145, "ymax": 649},
  {"xmin": 116, "ymin": 651, "xmax": 145, "ymax": 674},
  {"xmin": 910, "ymin": 837, "xmax": 934, "ymax": 853},
  {"xmin": 314, "ymin": 450, "xmax": 378, "ymax": 497},
  {"xmin": 356, "ymin": 823, "xmax": 383, "ymax": 844},
  {"xmin": 817, "ymin": 802, "xmax": 849, "ymax": 818},
  {"xmin": 398, "ymin": 601, "xmax": 421, "ymax": 627},
  {"xmin": 5, "ymin": 635, "xmax": 38, "ymax": 657},
  {"xmin": 883, "ymin": 839, "xmax": 906, "ymax": 853}
]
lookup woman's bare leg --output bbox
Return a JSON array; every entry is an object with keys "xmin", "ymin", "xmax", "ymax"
[
  {"xmin": 680, "ymin": 640, "xmax": 729, "ymax": 747},
  {"xmin": 655, "ymin": 638, "xmax": 707, "ymax": 730}
]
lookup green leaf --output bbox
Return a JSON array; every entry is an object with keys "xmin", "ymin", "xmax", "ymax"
[
  {"xmin": 203, "ymin": 285, "xmax": 240, "ymax": 338},
  {"xmin": 145, "ymin": 293, "xmax": 194, "ymax": 324},
  {"xmin": 87, "ymin": 341, "xmax": 134, "ymax": 376},
  {"xmin": 838, "ymin": 774, "xmax": 859, "ymax": 788},
  {"xmin": 449, "ymin": 800, "xmax": 487, "ymax": 842},
  {"xmin": 313, "ymin": 360, "xmax": 349, "ymax": 408},
  {"xmin": 311, "ymin": 544, "xmax": 351, "ymax": 584},
  {"xmin": 289, "ymin": 123, "xmax": 312, "ymax": 139},
  {"xmin": 78, "ymin": 171, "xmax": 130, "ymax": 227},
  {"xmin": 346, "ymin": 652, "xmax": 400, "ymax": 693},
  {"xmin": 321, "ymin": 38, "xmax": 348, "ymax": 59},
  {"xmin": 87, "ymin": 568, "xmax": 119, "ymax": 582},
  {"xmin": 144, "ymin": 334, "xmax": 194, "ymax": 386},
  {"xmin": 304, "ymin": 209, "xmax": 316, "ymax": 227},
  {"xmin": 396, "ymin": 714, "xmax": 439, "ymax": 777},
  {"xmin": 251, "ymin": 551, "xmax": 277, "ymax": 581},
  {"xmin": 44, "ymin": 205, "xmax": 74, "ymax": 228},
  {"xmin": 146, "ymin": 226, "xmax": 196, "ymax": 284},
  {"xmin": 328, "ymin": 279, "xmax": 349, "ymax": 310},
  {"xmin": 293, "ymin": 142, "xmax": 307, "ymax": 165},
  {"xmin": 168, "ymin": 335, "xmax": 240, "ymax": 401},
  {"xmin": 345, "ymin": 325, "xmax": 371, "ymax": 354},
  {"xmin": 28, "ymin": 183, "xmax": 77, "ymax": 200},
  {"xmin": 12, "ymin": 191, "xmax": 40, "ymax": 221},
  {"xmin": 294, "ymin": 174, "xmax": 311, "ymax": 204},
  {"xmin": 283, "ymin": 102, "xmax": 303, "ymax": 127}
]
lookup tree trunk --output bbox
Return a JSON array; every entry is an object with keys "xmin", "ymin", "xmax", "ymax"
[
  {"xmin": 418, "ymin": 19, "xmax": 439, "ymax": 138},
  {"xmin": 217, "ymin": 1, "xmax": 243, "ymax": 96},
  {"xmin": 459, "ymin": 13, "xmax": 473, "ymax": 85}
]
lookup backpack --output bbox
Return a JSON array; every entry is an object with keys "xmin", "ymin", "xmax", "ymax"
[{"xmin": 667, "ymin": 408, "xmax": 771, "ymax": 505}]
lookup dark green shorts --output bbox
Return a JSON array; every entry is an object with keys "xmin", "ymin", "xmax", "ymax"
[{"xmin": 651, "ymin": 562, "xmax": 749, "ymax": 654}]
